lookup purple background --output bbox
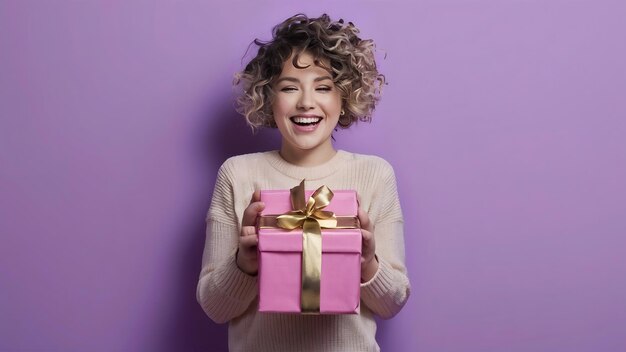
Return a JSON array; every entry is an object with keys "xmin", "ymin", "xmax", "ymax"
[{"xmin": 1, "ymin": 1, "xmax": 625, "ymax": 351}]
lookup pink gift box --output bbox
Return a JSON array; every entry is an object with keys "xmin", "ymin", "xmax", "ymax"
[{"xmin": 257, "ymin": 189, "xmax": 362, "ymax": 314}]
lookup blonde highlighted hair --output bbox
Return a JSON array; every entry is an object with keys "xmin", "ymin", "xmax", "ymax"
[{"xmin": 233, "ymin": 13, "xmax": 386, "ymax": 130}]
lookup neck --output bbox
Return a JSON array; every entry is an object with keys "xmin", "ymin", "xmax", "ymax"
[{"xmin": 279, "ymin": 141, "xmax": 337, "ymax": 167}]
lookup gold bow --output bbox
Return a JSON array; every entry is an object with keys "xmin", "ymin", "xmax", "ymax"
[{"xmin": 278, "ymin": 180, "xmax": 334, "ymax": 314}]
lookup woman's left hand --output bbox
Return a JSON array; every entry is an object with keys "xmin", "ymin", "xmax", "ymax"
[{"xmin": 358, "ymin": 207, "xmax": 379, "ymax": 282}]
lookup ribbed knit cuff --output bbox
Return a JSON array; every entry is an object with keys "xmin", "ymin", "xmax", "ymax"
[
  {"xmin": 214, "ymin": 251, "xmax": 258, "ymax": 302},
  {"xmin": 360, "ymin": 256, "xmax": 400, "ymax": 317},
  {"xmin": 361, "ymin": 256, "xmax": 394, "ymax": 295}
]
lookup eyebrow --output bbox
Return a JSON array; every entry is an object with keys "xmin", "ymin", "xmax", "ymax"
[{"xmin": 274, "ymin": 76, "xmax": 333, "ymax": 84}]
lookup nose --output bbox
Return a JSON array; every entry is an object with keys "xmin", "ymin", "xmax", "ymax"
[{"xmin": 296, "ymin": 89, "xmax": 315, "ymax": 110}]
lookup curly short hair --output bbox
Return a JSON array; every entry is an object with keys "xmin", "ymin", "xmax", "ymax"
[{"xmin": 233, "ymin": 13, "xmax": 386, "ymax": 130}]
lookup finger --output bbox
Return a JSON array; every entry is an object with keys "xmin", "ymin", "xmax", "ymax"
[
  {"xmin": 358, "ymin": 207, "xmax": 373, "ymax": 232},
  {"xmin": 242, "ymin": 201, "xmax": 265, "ymax": 227},
  {"xmin": 361, "ymin": 229, "xmax": 374, "ymax": 244},
  {"xmin": 249, "ymin": 190, "xmax": 261, "ymax": 204},
  {"xmin": 240, "ymin": 234, "xmax": 259, "ymax": 248},
  {"xmin": 240, "ymin": 225, "xmax": 256, "ymax": 237}
]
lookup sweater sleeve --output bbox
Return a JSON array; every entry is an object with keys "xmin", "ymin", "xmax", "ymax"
[
  {"xmin": 196, "ymin": 160, "xmax": 258, "ymax": 324},
  {"xmin": 360, "ymin": 162, "xmax": 411, "ymax": 319}
]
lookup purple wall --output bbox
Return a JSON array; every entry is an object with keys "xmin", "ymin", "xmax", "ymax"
[{"xmin": 1, "ymin": 1, "xmax": 625, "ymax": 351}]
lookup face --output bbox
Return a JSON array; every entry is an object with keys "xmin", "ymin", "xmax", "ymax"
[{"xmin": 271, "ymin": 51, "xmax": 342, "ymax": 154}]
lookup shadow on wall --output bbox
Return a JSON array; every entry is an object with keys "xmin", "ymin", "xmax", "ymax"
[{"xmin": 159, "ymin": 97, "xmax": 278, "ymax": 352}]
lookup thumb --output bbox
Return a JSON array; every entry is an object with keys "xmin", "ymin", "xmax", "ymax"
[
  {"xmin": 242, "ymin": 200, "xmax": 265, "ymax": 227},
  {"xmin": 358, "ymin": 207, "xmax": 373, "ymax": 232},
  {"xmin": 250, "ymin": 189, "xmax": 261, "ymax": 204}
]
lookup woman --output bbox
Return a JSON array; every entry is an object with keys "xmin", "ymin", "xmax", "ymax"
[{"xmin": 197, "ymin": 13, "xmax": 410, "ymax": 351}]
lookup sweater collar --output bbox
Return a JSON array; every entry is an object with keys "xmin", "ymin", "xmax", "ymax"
[{"xmin": 263, "ymin": 149, "xmax": 351, "ymax": 180}]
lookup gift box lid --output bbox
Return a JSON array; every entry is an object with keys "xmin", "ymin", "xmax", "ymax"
[{"xmin": 259, "ymin": 189, "xmax": 358, "ymax": 215}]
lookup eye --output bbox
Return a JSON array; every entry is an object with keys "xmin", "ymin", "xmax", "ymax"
[
  {"xmin": 280, "ymin": 87, "xmax": 297, "ymax": 92},
  {"xmin": 316, "ymin": 86, "xmax": 332, "ymax": 92}
]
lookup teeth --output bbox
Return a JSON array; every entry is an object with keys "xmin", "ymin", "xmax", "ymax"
[{"xmin": 292, "ymin": 116, "xmax": 322, "ymax": 124}]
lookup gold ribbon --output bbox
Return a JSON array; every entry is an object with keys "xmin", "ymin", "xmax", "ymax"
[
  {"xmin": 257, "ymin": 216, "xmax": 359, "ymax": 229},
  {"xmin": 258, "ymin": 180, "xmax": 358, "ymax": 314}
]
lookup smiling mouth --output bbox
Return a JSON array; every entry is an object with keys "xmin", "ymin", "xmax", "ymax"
[{"xmin": 290, "ymin": 116, "xmax": 323, "ymax": 126}]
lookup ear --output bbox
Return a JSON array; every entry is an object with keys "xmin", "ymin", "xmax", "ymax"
[{"xmin": 338, "ymin": 111, "xmax": 351, "ymax": 127}]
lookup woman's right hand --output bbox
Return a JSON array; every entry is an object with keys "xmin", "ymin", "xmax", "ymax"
[{"xmin": 236, "ymin": 190, "xmax": 264, "ymax": 275}]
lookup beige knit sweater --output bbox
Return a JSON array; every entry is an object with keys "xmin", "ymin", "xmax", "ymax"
[{"xmin": 196, "ymin": 150, "xmax": 410, "ymax": 352}]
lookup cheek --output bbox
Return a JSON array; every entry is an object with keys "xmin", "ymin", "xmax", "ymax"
[
  {"xmin": 327, "ymin": 96, "xmax": 342, "ymax": 117},
  {"xmin": 271, "ymin": 101, "xmax": 289, "ymax": 129},
  {"xmin": 272, "ymin": 97, "xmax": 292, "ymax": 116},
  {"xmin": 271, "ymin": 101, "xmax": 281, "ymax": 115},
  {"xmin": 328, "ymin": 92, "xmax": 342, "ymax": 110}
]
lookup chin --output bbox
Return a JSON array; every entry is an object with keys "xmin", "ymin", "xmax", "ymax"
[{"xmin": 291, "ymin": 142, "xmax": 322, "ymax": 151}]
